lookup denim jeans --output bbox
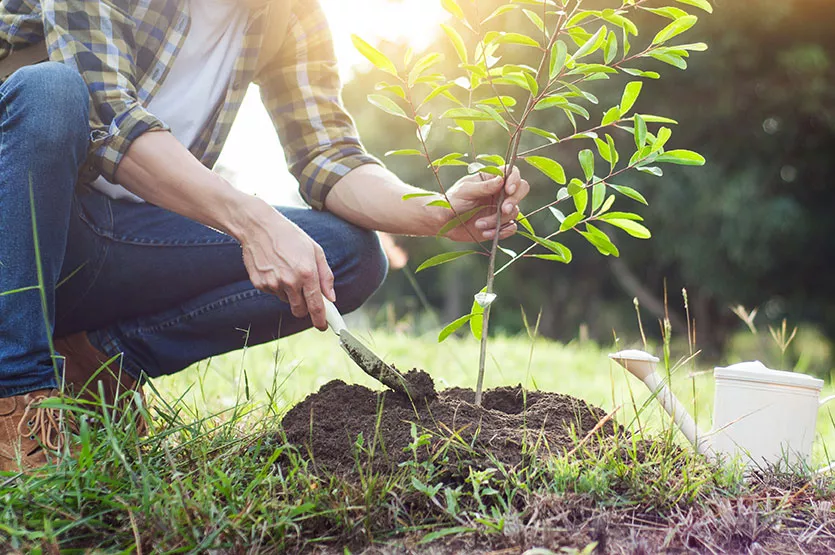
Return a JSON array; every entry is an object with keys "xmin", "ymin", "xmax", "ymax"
[{"xmin": 0, "ymin": 62, "xmax": 388, "ymax": 397}]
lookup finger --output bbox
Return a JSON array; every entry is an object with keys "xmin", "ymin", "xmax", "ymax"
[
  {"xmin": 502, "ymin": 166, "xmax": 522, "ymax": 196},
  {"xmin": 304, "ymin": 283, "xmax": 328, "ymax": 331},
  {"xmin": 482, "ymin": 222, "xmax": 518, "ymax": 241},
  {"xmin": 315, "ymin": 247, "xmax": 336, "ymax": 303},
  {"xmin": 498, "ymin": 222, "xmax": 518, "ymax": 240},
  {"xmin": 461, "ymin": 174, "xmax": 505, "ymax": 200},
  {"xmin": 285, "ymin": 287, "xmax": 307, "ymax": 319},
  {"xmin": 500, "ymin": 178, "xmax": 530, "ymax": 217}
]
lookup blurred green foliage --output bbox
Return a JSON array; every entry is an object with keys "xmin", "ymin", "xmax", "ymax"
[{"xmin": 344, "ymin": 0, "xmax": 835, "ymax": 373}]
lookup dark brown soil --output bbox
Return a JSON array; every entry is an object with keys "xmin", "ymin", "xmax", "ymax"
[{"xmin": 280, "ymin": 371, "xmax": 617, "ymax": 473}]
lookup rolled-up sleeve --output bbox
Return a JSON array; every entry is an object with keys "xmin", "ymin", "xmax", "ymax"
[
  {"xmin": 43, "ymin": 0, "xmax": 168, "ymax": 182},
  {"xmin": 256, "ymin": 0, "xmax": 380, "ymax": 210}
]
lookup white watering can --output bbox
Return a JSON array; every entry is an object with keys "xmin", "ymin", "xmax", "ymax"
[{"xmin": 609, "ymin": 350, "xmax": 835, "ymax": 473}]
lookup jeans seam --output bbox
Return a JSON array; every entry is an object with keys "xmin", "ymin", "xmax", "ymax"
[{"xmin": 124, "ymin": 288, "xmax": 263, "ymax": 338}]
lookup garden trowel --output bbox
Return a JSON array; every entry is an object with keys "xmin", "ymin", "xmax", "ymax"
[{"xmin": 323, "ymin": 298, "xmax": 415, "ymax": 398}]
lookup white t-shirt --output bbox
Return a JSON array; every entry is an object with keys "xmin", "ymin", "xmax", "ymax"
[{"xmin": 91, "ymin": 0, "xmax": 248, "ymax": 202}]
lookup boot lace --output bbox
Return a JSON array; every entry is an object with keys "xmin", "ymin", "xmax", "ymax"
[{"xmin": 16, "ymin": 394, "xmax": 71, "ymax": 452}]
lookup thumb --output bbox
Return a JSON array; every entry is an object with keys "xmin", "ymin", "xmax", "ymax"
[{"xmin": 459, "ymin": 173, "xmax": 505, "ymax": 200}]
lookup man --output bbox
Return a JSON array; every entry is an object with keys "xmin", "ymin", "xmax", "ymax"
[{"xmin": 0, "ymin": 0, "xmax": 529, "ymax": 471}]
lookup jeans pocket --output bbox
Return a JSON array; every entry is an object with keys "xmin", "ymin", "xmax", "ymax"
[{"xmin": 75, "ymin": 188, "xmax": 115, "ymax": 238}]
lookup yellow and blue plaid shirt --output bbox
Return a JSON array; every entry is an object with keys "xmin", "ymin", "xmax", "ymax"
[{"xmin": 0, "ymin": 0, "xmax": 378, "ymax": 209}]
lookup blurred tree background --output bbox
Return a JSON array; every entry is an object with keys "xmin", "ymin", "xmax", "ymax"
[{"xmin": 342, "ymin": 0, "xmax": 835, "ymax": 373}]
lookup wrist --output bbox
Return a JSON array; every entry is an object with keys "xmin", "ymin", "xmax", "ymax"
[
  {"xmin": 219, "ymin": 185, "xmax": 275, "ymax": 242},
  {"xmin": 418, "ymin": 194, "xmax": 452, "ymax": 237}
]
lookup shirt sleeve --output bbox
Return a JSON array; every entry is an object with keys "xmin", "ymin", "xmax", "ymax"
[
  {"xmin": 256, "ymin": 0, "xmax": 381, "ymax": 211},
  {"xmin": 42, "ymin": 0, "xmax": 169, "ymax": 182}
]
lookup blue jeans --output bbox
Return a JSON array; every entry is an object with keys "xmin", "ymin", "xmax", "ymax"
[{"xmin": 0, "ymin": 63, "xmax": 388, "ymax": 397}]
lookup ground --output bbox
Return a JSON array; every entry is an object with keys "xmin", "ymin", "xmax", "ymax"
[{"xmin": 2, "ymin": 329, "xmax": 834, "ymax": 553}]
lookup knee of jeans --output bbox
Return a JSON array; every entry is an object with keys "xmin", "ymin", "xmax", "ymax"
[
  {"xmin": 7, "ymin": 62, "xmax": 90, "ymax": 152},
  {"xmin": 336, "ymin": 227, "xmax": 389, "ymax": 314}
]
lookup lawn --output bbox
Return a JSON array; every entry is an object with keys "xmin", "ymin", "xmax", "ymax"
[{"xmin": 3, "ymin": 327, "xmax": 834, "ymax": 553}]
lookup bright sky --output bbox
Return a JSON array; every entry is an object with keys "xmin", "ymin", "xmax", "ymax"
[{"xmin": 217, "ymin": 0, "xmax": 446, "ymax": 205}]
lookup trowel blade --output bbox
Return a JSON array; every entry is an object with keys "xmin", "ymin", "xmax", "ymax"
[{"xmin": 338, "ymin": 329, "xmax": 410, "ymax": 395}]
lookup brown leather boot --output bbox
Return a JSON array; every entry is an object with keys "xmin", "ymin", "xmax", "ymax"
[
  {"xmin": 0, "ymin": 389, "xmax": 72, "ymax": 472},
  {"xmin": 54, "ymin": 333, "xmax": 148, "ymax": 434}
]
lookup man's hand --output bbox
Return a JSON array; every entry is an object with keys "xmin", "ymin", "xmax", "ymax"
[
  {"xmin": 441, "ymin": 166, "xmax": 530, "ymax": 242},
  {"xmin": 236, "ymin": 198, "xmax": 335, "ymax": 331}
]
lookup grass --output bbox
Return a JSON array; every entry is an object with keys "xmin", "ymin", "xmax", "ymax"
[{"xmin": 2, "ymin": 327, "xmax": 835, "ymax": 553}]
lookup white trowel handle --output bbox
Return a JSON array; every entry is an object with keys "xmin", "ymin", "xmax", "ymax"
[{"xmin": 323, "ymin": 297, "xmax": 347, "ymax": 334}]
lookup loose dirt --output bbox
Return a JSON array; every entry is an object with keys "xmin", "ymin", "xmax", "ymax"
[{"xmin": 281, "ymin": 370, "xmax": 617, "ymax": 473}]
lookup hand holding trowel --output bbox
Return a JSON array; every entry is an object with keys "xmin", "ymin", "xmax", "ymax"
[{"xmin": 322, "ymin": 297, "xmax": 421, "ymax": 400}]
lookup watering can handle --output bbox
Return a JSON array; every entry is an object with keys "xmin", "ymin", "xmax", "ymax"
[{"xmin": 821, "ymin": 395, "xmax": 835, "ymax": 409}]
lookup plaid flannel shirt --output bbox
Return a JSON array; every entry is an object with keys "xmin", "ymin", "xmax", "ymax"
[{"xmin": 0, "ymin": 0, "xmax": 378, "ymax": 209}]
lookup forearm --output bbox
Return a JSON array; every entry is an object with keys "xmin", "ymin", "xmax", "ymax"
[
  {"xmin": 324, "ymin": 164, "xmax": 446, "ymax": 236},
  {"xmin": 113, "ymin": 131, "xmax": 265, "ymax": 239}
]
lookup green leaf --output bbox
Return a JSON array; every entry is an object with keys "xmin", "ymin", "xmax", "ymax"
[
  {"xmin": 417, "ymin": 250, "xmax": 477, "ymax": 273},
  {"xmin": 645, "ymin": 7, "xmax": 691, "ymax": 20},
  {"xmin": 386, "ymin": 149, "xmax": 423, "ymax": 157},
  {"xmin": 368, "ymin": 94, "xmax": 409, "ymax": 119},
  {"xmin": 375, "ymin": 81, "xmax": 406, "ymax": 99},
  {"xmin": 569, "ymin": 25, "xmax": 607, "ymax": 63},
  {"xmin": 517, "ymin": 231, "xmax": 572, "ymax": 263},
  {"xmin": 478, "ymin": 96, "xmax": 517, "ymax": 108},
  {"xmin": 441, "ymin": 24, "xmax": 468, "ymax": 64},
  {"xmin": 532, "ymin": 253, "xmax": 573, "ymax": 263},
  {"xmin": 524, "ymin": 72, "xmax": 539, "ymax": 96},
  {"xmin": 479, "ymin": 104, "xmax": 509, "ymax": 131},
  {"xmin": 579, "ymin": 149, "xmax": 595, "ymax": 181},
  {"xmin": 677, "ymin": 0, "xmax": 713, "ymax": 13},
  {"xmin": 639, "ymin": 114, "xmax": 679, "ymax": 124},
  {"xmin": 560, "ymin": 211, "xmax": 584, "ymax": 232},
  {"xmin": 598, "ymin": 194, "xmax": 616, "ymax": 215},
  {"xmin": 599, "ymin": 211, "xmax": 644, "ymax": 221},
  {"xmin": 493, "ymin": 32, "xmax": 540, "ymax": 48},
  {"xmin": 437, "ymin": 206, "xmax": 484, "ymax": 236},
  {"xmin": 516, "ymin": 212, "xmax": 535, "ymax": 235},
  {"xmin": 604, "ymin": 218, "xmax": 652, "ymax": 239},
  {"xmin": 604, "ymin": 31, "xmax": 618, "ymax": 64},
  {"xmin": 574, "ymin": 187, "xmax": 588, "ymax": 214},
  {"xmin": 523, "ymin": 9, "xmax": 545, "ymax": 32},
  {"xmin": 549, "ymin": 40, "xmax": 567, "ymax": 79},
  {"xmin": 567, "ymin": 178, "xmax": 584, "ymax": 196},
  {"xmin": 580, "ymin": 224, "xmax": 620, "ymax": 256},
  {"xmin": 427, "ymin": 199, "xmax": 451, "ymax": 208},
  {"xmin": 610, "ymin": 183, "xmax": 648, "ymax": 205},
  {"xmin": 482, "ymin": 5, "xmax": 515, "ymax": 23},
  {"xmin": 652, "ymin": 16, "xmax": 698, "ymax": 45},
  {"xmin": 621, "ymin": 68, "xmax": 661, "ymax": 79},
  {"xmin": 606, "ymin": 133, "xmax": 619, "ymax": 168},
  {"xmin": 655, "ymin": 149, "xmax": 706, "ymax": 165},
  {"xmin": 441, "ymin": 0, "xmax": 467, "ymax": 23},
  {"xmin": 601, "ymin": 106, "xmax": 621, "ymax": 126},
  {"xmin": 524, "ymin": 156, "xmax": 566, "ymax": 185},
  {"xmin": 351, "ymin": 35, "xmax": 398, "ymax": 76},
  {"xmin": 431, "ymin": 152, "xmax": 468, "ymax": 168},
  {"xmin": 469, "ymin": 292, "xmax": 485, "ymax": 340},
  {"xmin": 591, "ymin": 182, "xmax": 606, "ymax": 212},
  {"xmin": 408, "ymin": 53, "xmax": 444, "ymax": 87},
  {"xmin": 525, "ymin": 126, "xmax": 559, "ymax": 143},
  {"xmin": 441, "ymin": 107, "xmax": 493, "ymax": 121},
  {"xmin": 634, "ymin": 114, "xmax": 647, "ymax": 149},
  {"xmin": 438, "ymin": 315, "xmax": 472, "ymax": 343},
  {"xmin": 594, "ymin": 137, "xmax": 611, "ymax": 164},
  {"xmin": 653, "ymin": 126, "xmax": 672, "ymax": 151},
  {"xmin": 477, "ymin": 154, "xmax": 506, "ymax": 166},
  {"xmin": 421, "ymin": 83, "xmax": 456, "ymax": 106},
  {"xmin": 637, "ymin": 166, "xmax": 663, "ymax": 177},
  {"xmin": 650, "ymin": 51, "xmax": 688, "ymax": 70},
  {"xmin": 619, "ymin": 81, "xmax": 643, "ymax": 115},
  {"xmin": 402, "ymin": 192, "xmax": 436, "ymax": 200}
]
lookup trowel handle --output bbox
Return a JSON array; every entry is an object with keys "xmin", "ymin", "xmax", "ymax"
[{"xmin": 323, "ymin": 297, "xmax": 347, "ymax": 334}]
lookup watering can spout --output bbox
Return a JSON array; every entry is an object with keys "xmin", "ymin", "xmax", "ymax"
[{"xmin": 609, "ymin": 350, "xmax": 711, "ymax": 455}]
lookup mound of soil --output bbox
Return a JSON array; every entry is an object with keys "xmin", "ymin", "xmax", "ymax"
[{"xmin": 281, "ymin": 371, "xmax": 617, "ymax": 473}]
